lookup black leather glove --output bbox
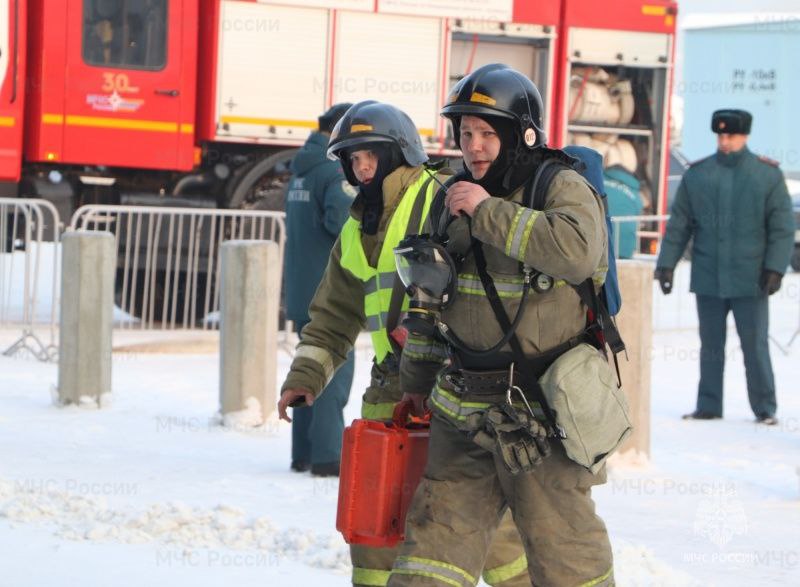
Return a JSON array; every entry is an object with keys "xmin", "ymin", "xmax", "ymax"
[
  {"xmin": 654, "ymin": 267, "xmax": 674, "ymax": 295},
  {"xmin": 760, "ymin": 270, "xmax": 783, "ymax": 296}
]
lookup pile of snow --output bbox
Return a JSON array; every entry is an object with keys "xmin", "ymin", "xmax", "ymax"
[{"xmin": 0, "ymin": 479, "xmax": 349, "ymax": 573}]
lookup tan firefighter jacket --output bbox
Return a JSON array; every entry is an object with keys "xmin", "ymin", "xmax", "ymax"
[{"xmin": 400, "ymin": 168, "xmax": 609, "ymax": 417}]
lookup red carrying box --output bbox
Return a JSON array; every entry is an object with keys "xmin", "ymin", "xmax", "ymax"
[{"xmin": 336, "ymin": 402, "xmax": 430, "ymax": 547}]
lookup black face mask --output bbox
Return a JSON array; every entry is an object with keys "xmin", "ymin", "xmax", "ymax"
[
  {"xmin": 352, "ymin": 143, "xmax": 404, "ymax": 235},
  {"xmin": 458, "ymin": 116, "xmax": 543, "ymax": 198}
]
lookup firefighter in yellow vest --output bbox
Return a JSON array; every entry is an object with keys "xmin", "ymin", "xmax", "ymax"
[
  {"xmin": 387, "ymin": 65, "xmax": 614, "ymax": 586},
  {"xmin": 277, "ymin": 101, "xmax": 531, "ymax": 587}
]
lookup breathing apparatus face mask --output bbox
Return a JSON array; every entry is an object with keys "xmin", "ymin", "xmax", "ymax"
[{"xmin": 393, "ymin": 234, "xmax": 458, "ymax": 336}]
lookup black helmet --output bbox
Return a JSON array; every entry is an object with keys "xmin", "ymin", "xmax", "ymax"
[
  {"xmin": 318, "ymin": 102, "xmax": 353, "ymax": 133},
  {"xmin": 441, "ymin": 63, "xmax": 547, "ymax": 149},
  {"xmin": 327, "ymin": 101, "xmax": 428, "ymax": 184}
]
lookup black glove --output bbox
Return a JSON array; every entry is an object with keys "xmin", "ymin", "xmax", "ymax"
[
  {"xmin": 760, "ymin": 270, "xmax": 783, "ymax": 296},
  {"xmin": 654, "ymin": 267, "xmax": 674, "ymax": 295}
]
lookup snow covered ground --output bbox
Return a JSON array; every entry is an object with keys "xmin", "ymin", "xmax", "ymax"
[{"xmin": 1, "ymin": 263, "xmax": 799, "ymax": 586}]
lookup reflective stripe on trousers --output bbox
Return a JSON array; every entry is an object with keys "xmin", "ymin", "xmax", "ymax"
[
  {"xmin": 354, "ymin": 567, "xmax": 393, "ymax": 586},
  {"xmin": 482, "ymin": 554, "xmax": 528, "ymax": 585},
  {"xmin": 579, "ymin": 566, "xmax": 614, "ymax": 587},
  {"xmin": 392, "ymin": 556, "xmax": 475, "ymax": 587}
]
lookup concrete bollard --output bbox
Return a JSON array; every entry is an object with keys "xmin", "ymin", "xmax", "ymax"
[
  {"xmin": 219, "ymin": 240, "xmax": 279, "ymax": 426},
  {"xmin": 57, "ymin": 231, "xmax": 115, "ymax": 406},
  {"xmin": 614, "ymin": 260, "xmax": 653, "ymax": 459}
]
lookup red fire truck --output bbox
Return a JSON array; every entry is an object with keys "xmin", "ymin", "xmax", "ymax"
[{"xmin": 2, "ymin": 0, "xmax": 677, "ymax": 213}]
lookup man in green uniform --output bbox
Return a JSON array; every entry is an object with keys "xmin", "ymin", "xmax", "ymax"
[
  {"xmin": 276, "ymin": 101, "xmax": 530, "ymax": 587},
  {"xmin": 655, "ymin": 109, "xmax": 794, "ymax": 425},
  {"xmin": 388, "ymin": 64, "xmax": 614, "ymax": 587}
]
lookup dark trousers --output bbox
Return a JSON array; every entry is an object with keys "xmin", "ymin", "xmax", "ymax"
[
  {"xmin": 696, "ymin": 295, "xmax": 776, "ymax": 418},
  {"xmin": 291, "ymin": 320, "xmax": 354, "ymax": 465}
]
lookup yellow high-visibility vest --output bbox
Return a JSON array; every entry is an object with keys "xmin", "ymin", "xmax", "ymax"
[{"xmin": 339, "ymin": 170, "xmax": 437, "ymax": 363}]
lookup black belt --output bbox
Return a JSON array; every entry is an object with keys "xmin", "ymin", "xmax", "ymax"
[{"xmin": 448, "ymin": 332, "xmax": 593, "ymax": 396}]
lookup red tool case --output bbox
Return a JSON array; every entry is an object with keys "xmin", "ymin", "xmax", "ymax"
[{"xmin": 336, "ymin": 402, "xmax": 430, "ymax": 547}]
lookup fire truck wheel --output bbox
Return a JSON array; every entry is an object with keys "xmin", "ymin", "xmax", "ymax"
[{"xmin": 225, "ymin": 149, "xmax": 296, "ymax": 210}]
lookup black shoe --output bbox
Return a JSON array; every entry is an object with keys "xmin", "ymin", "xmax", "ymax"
[
  {"xmin": 290, "ymin": 460, "xmax": 310, "ymax": 473},
  {"xmin": 682, "ymin": 410, "xmax": 721, "ymax": 420},
  {"xmin": 755, "ymin": 414, "xmax": 778, "ymax": 426},
  {"xmin": 311, "ymin": 462, "xmax": 340, "ymax": 477}
]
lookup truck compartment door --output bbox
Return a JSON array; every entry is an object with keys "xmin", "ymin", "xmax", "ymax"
[{"xmin": 333, "ymin": 11, "xmax": 445, "ymax": 151}]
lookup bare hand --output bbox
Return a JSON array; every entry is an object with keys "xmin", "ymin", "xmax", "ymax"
[
  {"xmin": 278, "ymin": 388, "xmax": 315, "ymax": 422},
  {"xmin": 445, "ymin": 181, "xmax": 490, "ymax": 217},
  {"xmin": 401, "ymin": 392, "xmax": 428, "ymax": 418}
]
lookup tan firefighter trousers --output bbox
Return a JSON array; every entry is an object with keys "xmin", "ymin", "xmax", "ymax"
[{"xmin": 386, "ymin": 413, "xmax": 614, "ymax": 587}]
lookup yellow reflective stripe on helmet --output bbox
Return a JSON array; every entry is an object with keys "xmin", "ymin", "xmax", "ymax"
[
  {"xmin": 482, "ymin": 554, "xmax": 528, "ymax": 585},
  {"xmin": 361, "ymin": 401, "xmax": 397, "ymax": 420},
  {"xmin": 352, "ymin": 567, "xmax": 391, "ymax": 586},
  {"xmin": 506, "ymin": 207, "xmax": 540, "ymax": 261},
  {"xmin": 579, "ymin": 566, "xmax": 614, "ymax": 587},
  {"xmin": 294, "ymin": 344, "xmax": 335, "ymax": 383},
  {"xmin": 393, "ymin": 556, "xmax": 475, "ymax": 586}
]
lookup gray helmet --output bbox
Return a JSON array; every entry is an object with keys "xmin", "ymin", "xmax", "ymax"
[
  {"xmin": 327, "ymin": 101, "xmax": 428, "ymax": 183},
  {"xmin": 441, "ymin": 63, "xmax": 547, "ymax": 149}
]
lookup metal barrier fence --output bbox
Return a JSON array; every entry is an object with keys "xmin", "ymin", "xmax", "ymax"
[
  {"xmin": 0, "ymin": 198, "xmax": 62, "ymax": 361},
  {"xmin": 70, "ymin": 205, "xmax": 286, "ymax": 331}
]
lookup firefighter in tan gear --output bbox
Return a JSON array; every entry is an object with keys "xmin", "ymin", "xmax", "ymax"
[
  {"xmin": 277, "ymin": 101, "xmax": 531, "ymax": 587},
  {"xmin": 387, "ymin": 64, "xmax": 615, "ymax": 586}
]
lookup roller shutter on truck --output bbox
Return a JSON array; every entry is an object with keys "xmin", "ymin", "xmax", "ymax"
[
  {"xmin": 332, "ymin": 11, "xmax": 444, "ymax": 147},
  {"xmin": 214, "ymin": 3, "xmax": 445, "ymax": 150},
  {"xmin": 215, "ymin": 3, "xmax": 330, "ymax": 143}
]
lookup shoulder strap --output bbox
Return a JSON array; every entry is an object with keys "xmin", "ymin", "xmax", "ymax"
[
  {"xmin": 527, "ymin": 158, "xmax": 627, "ymax": 386},
  {"xmin": 385, "ymin": 175, "xmax": 435, "ymax": 343},
  {"xmin": 526, "ymin": 158, "xmax": 571, "ymax": 211}
]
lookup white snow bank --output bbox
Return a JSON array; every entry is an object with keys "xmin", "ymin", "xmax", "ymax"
[{"xmin": 0, "ymin": 479, "xmax": 349, "ymax": 573}]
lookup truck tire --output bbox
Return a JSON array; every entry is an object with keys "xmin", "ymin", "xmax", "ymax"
[{"xmin": 225, "ymin": 149, "xmax": 296, "ymax": 210}]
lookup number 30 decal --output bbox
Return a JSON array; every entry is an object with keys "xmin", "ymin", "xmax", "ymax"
[{"xmin": 101, "ymin": 73, "xmax": 140, "ymax": 94}]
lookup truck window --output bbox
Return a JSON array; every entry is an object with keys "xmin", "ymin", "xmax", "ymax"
[{"xmin": 82, "ymin": 0, "xmax": 168, "ymax": 70}]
